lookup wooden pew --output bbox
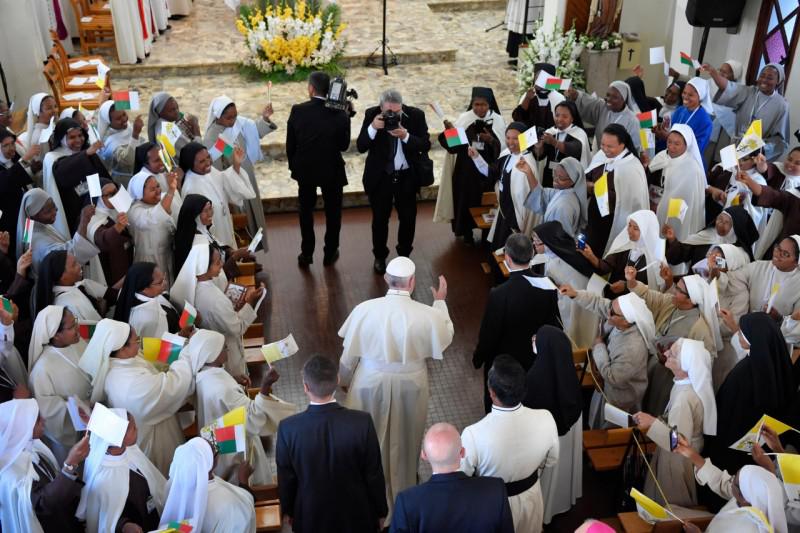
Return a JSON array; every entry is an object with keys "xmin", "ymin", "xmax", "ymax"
[
  {"xmin": 617, "ymin": 511, "xmax": 713, "ymax": 532},
  {"xmin": 469, "ymin": 206, "xmax": 494, "ymax": 231},
  {"xmin": 255, "ymin": 504, "xmax": 281, "ymax": 532}
]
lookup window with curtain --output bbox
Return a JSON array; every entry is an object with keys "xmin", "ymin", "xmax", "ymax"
[{"xmin": 748, "ymin": 0, "xmax": 800, "ymax": 86}]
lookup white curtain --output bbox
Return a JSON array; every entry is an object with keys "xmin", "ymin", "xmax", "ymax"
[{"xmin": 0, "ymin": 0, "xmax": 50, "ymax": 112}]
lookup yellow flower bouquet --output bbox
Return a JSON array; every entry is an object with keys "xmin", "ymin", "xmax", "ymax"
[{"xmin": 237, "ymin": 0, "xmax": 347, "ymax": 79}]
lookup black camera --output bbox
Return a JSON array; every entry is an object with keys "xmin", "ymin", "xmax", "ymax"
[
  {"xmin": 325, "ymin": 76, "xmax": 358, "ymax": 117},
  {"xmin": 382, "ymin": 110, "xmax": 402, "ymax": 131},
  {"xmin": 473, "ymin": 119, "xmax": 491, "ymax": 133}
]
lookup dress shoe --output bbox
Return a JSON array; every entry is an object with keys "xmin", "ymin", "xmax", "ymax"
[
  {"xmin": 297, "ymin": 253, "xmax": 313, "ymax": 268},
  {"xmin": 323, "ymin": 250, "xmax": 340, "ymax": 266},
  {"xmin": 373, "ymin": 258, "xmax": 386, "ymax": 274}
]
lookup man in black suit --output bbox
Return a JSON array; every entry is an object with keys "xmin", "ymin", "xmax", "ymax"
[
  {"xmin": 390, "ymin": 423, "xmax": 514, "ymax": 533},
  {"xmin": 356, "ymin": 89, "xmax": 431, "ymax": 274},
  {"xmin": 286, "ymin": 72, "xmax": 351, "ymax": 267},
  {"xmin": 276, "ymin": 355, "xmax": 387, "ymax": 533},
  {"xmin": 473, "ymin": 233, "xmax": 562, "ymax": 412}
]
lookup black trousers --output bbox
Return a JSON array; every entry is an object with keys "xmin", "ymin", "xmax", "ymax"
[
  {"xmin": 298, "ymin": 181, "xmax": 344, "ymax": 256},
  {"xmin": 368, "ymin": 169, "xmax": 417, "ymax": 260}
]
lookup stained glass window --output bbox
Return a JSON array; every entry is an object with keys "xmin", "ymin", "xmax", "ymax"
[{"xmin": 751, "ymin": 0, "xmax": 800, "ymax": 85}]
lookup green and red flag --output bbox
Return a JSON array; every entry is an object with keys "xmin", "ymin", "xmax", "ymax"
[
  {"xmin": 209, "ymin": 135, "xmax": 234, "ymax": 161},
  {"xmin": 637, "ymin": 110, "xmax": 657, "ymax": 129},
  {"xmin": 22, "ymin": 218, "xmax": 34, "ymax": 246},
  {"xmin": 78, "ymin": 322, "xmax": 97, "ymax": 341},
  {"xmin": 178, "ymin": 302, "xmax": 197, "ymax": 329},
  {"xmin": 111, "ymin": 90, "xmax": 140, "ymax": 111},
  {"xmin": 679, "ymin": 52, "xmax": 700, "ymax": 69},
  {"xmin": 200, "ymin": 406, "xmax": 246, "ymax": 455},
  {"xmin": 443, "ymin": 127, "xmax": 468, "ymax": 148},
  {"xmin": 142, "ymin": 333, "xmax": 185, "ymax": 365}
]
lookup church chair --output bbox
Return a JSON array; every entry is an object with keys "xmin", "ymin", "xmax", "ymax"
[
  {"xmin": 469, "ymin": 206, "xmax": 494, "ymax": 230},
  {"xmin": 48, "ymin": 51, "xmax": 103, "ymax": 92},
  {"xmin": 84, "ymin": 0, "xmax": 111, "ymax": 15},
  {"xmin": 42, "ymin": 59, "xmax": 104, "ymax": 111},
  {"xmin": 255, "ymin": 503, "xmax": 282, "ymax": 532},
  {"xmin": 68, "ymin": 0, "xmax": 115, "ymax": 56},
  {"xmin": 49, "ymin": 30, "xmax": 107, "ymax": 76}
]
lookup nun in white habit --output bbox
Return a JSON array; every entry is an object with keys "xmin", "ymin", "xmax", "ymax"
[
  {"xmin": 605, "ymin": 210, "xmax": 666, "ymax": 290},
  {"xmin": 17, "ymin": 92, "xmax": 56, "ymax": 159},
  {"xmin": 27, "ymin": 306, "xmax": 92, "ymax": 454},
  {"xmin": 204, "ymin": 95, "xmax": 276, "ymax": 244},
  {"xmin": 147, "ymin": 92, "xmax": 201, "ymax": 158},
  {"xmin": 179, "ymin": 142, "xmax": 256, "ymax": 249},
  {"xmin": 0, "ymin": 399, "xmax": 87, "ymax": 533},
  {"xmin": 16, "ymin": 189, "xmax": 103, "ymax": 283},
  {"xmin": 78, "ymin": 318, "xmax": 203, "ymax": 474},
  {"xmin": 170, "ymin": 243, "xmax": 261, "ymax": 379},
  {"xmin": 161, "ymin": 437, "xmax": 257, "ymax": 533},
  {"xmin": 647, "ymin": 124, "xmax": 707, "ymax": 255},
  {"xmin": 127, "ymin": 169, "xmax": 179, "ymax": 281},
  {"xmin": 75, "ymin": 408, "xmax": 166, "ymax": 533},
  {"xmin": 522, "ymin": 156, "xmax": 588, "ymax": 238},
  {"xmin": 191, "ymin": 330, "xmax": 296, "ymax": 486},
  {"xmin": 96, "ymin": 100, "xmax": 146, "ymax": 185},
  {"xmin": 633, "ymin": 338, "xmax": 716, "ymax": 507},
  {"xmin": 42, "ymin": 118, "xmax": 86, "ymax": 238}
]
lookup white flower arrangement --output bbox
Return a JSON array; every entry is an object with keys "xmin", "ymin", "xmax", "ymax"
[
  {"xmin": 236, "ymin": 1, "xmax": 346, "ymax": 77},
  {"xmin": 580, "ymin": 32, "xmax": 623, "ymax": 54},
  {"xmin": 517, "ymin": 20, "xmax": 585, "ymax": 94}
]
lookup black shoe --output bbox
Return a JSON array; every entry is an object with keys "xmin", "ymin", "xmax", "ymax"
[
  {"xmin": 297, "ymin": 253, "xmax": 313, "ymax": 268},
  {"xmin": 323, "ymin": 250, "xmax": 339, "ymax": 266},
  {"xmin": 373, "ymin": 258, "xmax": 386, "ymax": 274}
]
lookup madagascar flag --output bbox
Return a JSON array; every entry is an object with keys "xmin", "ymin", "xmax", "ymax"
[
  {"xmin": 155, "ymin": 521, "xmax": 193, "ymax": 533},
  {"xmin": 443, "ymin": 127, "xmax": 468, "ymax": 148},
  {"xmin": 200, "ymin": 406, "xmax": 246, "ymax": 455},
  {"xmin": 178, "ymin": 302, "xmax": 196, "ymax": 329},
  {"xmin": 210, "ymin": 136, "xmax": 234, "ymax": 161},
  {"xmin": 78, "ymin": 322, "xmax": 96, "ymax": 341},
  {"xmin": 142, "ymin": 334, "xmax": 184, "ymax": 365},
  {"xmin": 679, "ymin": 52, "xmax": 695, "ymax": 67},
  {"xmin": 111, "ymin": 90, "xmax": 140, "ymax": 111},
  {"xmin": 637, "ymin": 110, "xmax": 657, "ymax": 129},
  {"xmin": 544, "ymin": 77, "xmax": 563, "ymax": 90},
  {"xmin": 22, "ymin": 218, "xmax": 34, "ymax": 245}
]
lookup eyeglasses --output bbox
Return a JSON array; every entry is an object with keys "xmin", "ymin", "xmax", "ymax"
[{"xmin": 775, "ymin": 245, "xmax": 795, "ymax": 259}]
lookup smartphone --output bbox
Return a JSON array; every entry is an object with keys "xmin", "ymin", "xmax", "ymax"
[
  {"xmin": 576, "ymin": 233, "xmax": 587, "ymax": 250},
  {"xmin": 669, "ymin": 426, "xmax": 679, "ymax": 451},
  {"xmin": 715, "ymin": 256, "xmax": 727, "ymax": 269}
]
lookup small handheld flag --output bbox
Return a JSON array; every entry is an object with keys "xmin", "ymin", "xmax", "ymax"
[
  {"xmin": 517, "ymin": 126, "xmax": 538, "ymax": 152},
  {"xmin": 0, "ymin": 297, "xmax": 12, "ymax": 313},
  {"xmin": 178, "ymin": 302, "xmax": 197, "ymax": 329},
  {"xmin": 534, "ymin": 70, "xmax": 570, "ymax": 91},
  {"xmin": 111, "ymin": 90, "xmax": 140, "ymax": 111},
  {"xmin": 261, "ymin": 334, "xmax": 299, "ymax": 364},
  {"xmin": 630, "ymin": 487, "xmax": 668, "ymax": 520},
  {"xmin": 594, "ymin": 173, "xmax": 610, "ymax": 218},
  {"xmin": 209, "ymin": 135, "xmax": 234, "ymax": 161},
  {"xmin": 78, "ymin": 322, "xmax": 97, "ymax": 341},
  {"xmin": 154, "ymin": 520, "xmax": 194, "ymax": 533},
  {"xmin": 679, "ymin": 52, "xmax": 701, "ymax": 69},
  {"xmin": 267, "ymin": 80, "xmax": 272, "ymax": 105},
  {"xmin": 96, "ymin": 63, "xmax": 110, "ymax": 89},
  {"xmin": 22, "ymin": 218, "xmax": 34, "ymax": 246},
  {"xmin": 200, "ymin": 406, "xmax": 246, "ymax": 455},
  {"xmin": 667, "ymin": 198, "xmax": 688, "ymax": 222},
  {"xmin": 777, "ymin": 454, "xmax": 800, "ymax": 509},
  {"xmin": 159, "ymin": 147, "xmax": 174, "ymax": 173},
  {"xmin": 443, "ymin": 127, "xmax": 468, "ymax": 148},
  {"xmin": 142, "ymin": 333, "xmax": 185, "ymax": 365},
  {"xmin": 637, "ymin": 110, "xmax": 657, "ymax": 129}
]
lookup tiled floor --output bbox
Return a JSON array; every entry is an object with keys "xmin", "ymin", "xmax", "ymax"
[{"xmin": 112, "ymin": 1, "xmax": 520, "ymax": 200}]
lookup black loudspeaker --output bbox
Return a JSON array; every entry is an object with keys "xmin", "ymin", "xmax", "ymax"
[{"xmin": 685, "ymin": 0, "xmax": 747, "ymax": 27}]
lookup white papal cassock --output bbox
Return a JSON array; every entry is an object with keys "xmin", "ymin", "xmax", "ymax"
[
  {"xmin": 461, "ymin": 405, "xmax": 560, "ymax": 533},
  {"xmin": 338, "ymin": 289, "xmax": 454, "ymax": 522}
]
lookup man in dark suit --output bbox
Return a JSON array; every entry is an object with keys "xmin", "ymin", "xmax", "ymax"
[
  {"xmin": 286, "ymin": 72, "xmax": 351, "ymax": 267},
  {"xmin": 473, "ymin": 233, "xmax": 562, "ymax": 412},
  {"xmin": 276, "ymin": 355, "xmax": 387, "ymax": 533},
  {"xmin": 356, "ymin": 89, "xmax": 431, "ymax": 274},
  {"xmin": 390, "ymin": 423, "xmax": 514, "ymax": 533}
]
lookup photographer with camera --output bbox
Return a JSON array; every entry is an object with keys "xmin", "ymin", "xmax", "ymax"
[
  {"xmin": 287, "ymin": 72, "xmax": 352, "ymax": 267},
  {"xmin": 357, "ymin": 89, "xmax": 431, "ymax": 274}
]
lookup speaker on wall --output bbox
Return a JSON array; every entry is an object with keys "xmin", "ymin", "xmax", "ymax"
[{"xmin": 685, "ymin": 0, "xmax": 747, "ymax": 28}]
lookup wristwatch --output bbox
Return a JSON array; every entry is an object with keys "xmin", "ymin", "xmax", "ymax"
[{"xmin": 62, "ymin": 462, "xmax": 77, "ymax": 474}]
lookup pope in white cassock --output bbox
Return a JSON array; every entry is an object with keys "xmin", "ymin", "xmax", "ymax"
[{"xmin": 338, "ymin": 257, "xmax": 454, "ymax": 522}]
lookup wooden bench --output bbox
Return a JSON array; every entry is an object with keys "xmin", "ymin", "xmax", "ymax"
[
  {"xmin": 583, "ymin": 428, "xmax": 637, "ymax": 472},
  {"xmin": 245, "ymin": 323, "xmax": 263, "ymax": 339},
  {"xmin": 469, "ymin": 206, "xmax": 494, "ymax": 230},
  {"xmin": 493, "ymin": 252, "xmax": 510, "ymax": 278},
  {"xmin": 617, "ymin": 511, "xmax": 712, "ymax": 532},
  {"xmin": 255, "ymin": 503, "xmax": 281, "ymax": 532}
]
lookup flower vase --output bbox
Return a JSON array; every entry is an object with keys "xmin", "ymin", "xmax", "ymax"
[{"xmin": 580, "ymin": 48, "xmax": 621, "ymax": 96}]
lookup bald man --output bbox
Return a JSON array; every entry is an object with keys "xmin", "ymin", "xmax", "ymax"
[{"xmin": 390, "ymin": 423, "xmax": 514, "ymax": 533}]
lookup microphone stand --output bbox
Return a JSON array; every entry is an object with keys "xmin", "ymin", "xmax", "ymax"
[{"xmin": 366, "ymin": 0, "xmax": 397, "ymax": 75}]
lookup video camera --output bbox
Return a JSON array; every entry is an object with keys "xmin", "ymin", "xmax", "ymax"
[{"xmin": 325, "ymin": 76, "xmax": 358, "ymax": 118}]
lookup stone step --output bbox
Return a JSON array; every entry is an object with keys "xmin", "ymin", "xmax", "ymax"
[
  {"xmin": 427, "ymin": 0, "xmax": 507, "ymax": 12},
  {"xmin": 257, "ymin": 144, "xmax": 448, "ymax": 212}
]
